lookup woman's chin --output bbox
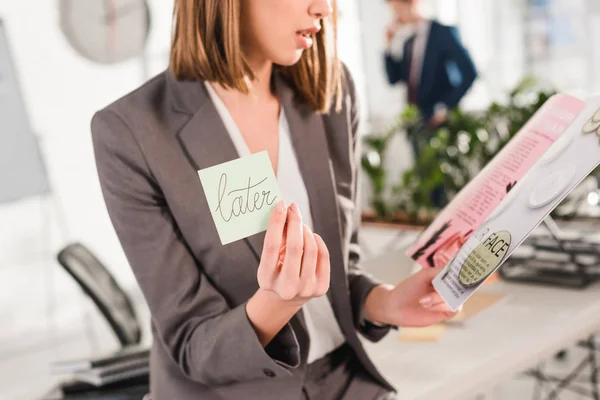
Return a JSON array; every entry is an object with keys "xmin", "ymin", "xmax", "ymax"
[{"xmin": 274, "ymin": 50, "xmax": 305, "ymax": 67}]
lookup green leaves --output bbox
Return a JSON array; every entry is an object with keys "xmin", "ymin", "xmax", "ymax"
[{"xmin": 361, "ymin": 76, "xmax": 556, "ymax": 225}]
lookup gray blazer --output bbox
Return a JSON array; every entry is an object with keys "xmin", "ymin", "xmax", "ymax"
[{"xmin": 91, "ymin": 67, "xmax": 394, "ymax": 399}]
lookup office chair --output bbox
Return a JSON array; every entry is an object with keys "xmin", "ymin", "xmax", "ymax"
[
  {"xmin": 57, "ymin": 243, "xmax": 141, "ymax": 347},
  {"xmin": 53, "ymin": 243, "xmax": 149, "ymax": 399}
]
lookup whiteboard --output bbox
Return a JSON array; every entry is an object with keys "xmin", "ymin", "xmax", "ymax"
[{"xmin": 0, "ymin": 19, "xmax": 50, "ymax": 204}]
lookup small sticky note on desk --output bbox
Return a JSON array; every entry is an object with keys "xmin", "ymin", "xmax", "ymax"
[
  {"xmin": 198, "ymin": 151, "xmax": 282, "ymax": 245},
  {"xmin": 399, "ymin": 324, "xmax": 447, "ymax": 342}
]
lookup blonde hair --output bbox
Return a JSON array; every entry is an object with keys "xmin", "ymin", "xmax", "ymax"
[{"xmin": 169, "ymin": 0, "xmax": 342, "ymax": 113}]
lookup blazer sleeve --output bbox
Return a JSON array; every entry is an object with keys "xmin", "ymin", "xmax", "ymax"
[
  {"xmin": 343, "ymin": 67, "xmax": 396, "ymax": 342},
  {"xmin": 91, "ymin": 110, "xmax": 300, "ymax": 386},
  {"xmin": 384, "ymin": 50, "xmax": 406, "ymax": 85},
  {"xmin": 438, "ymin": 26, "xmax": 477, "ymax": 109}
]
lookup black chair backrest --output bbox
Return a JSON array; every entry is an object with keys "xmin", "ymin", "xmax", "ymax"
[{"xmin": 57, "ymin": 243, "xmax": 141, "ymax": 347}]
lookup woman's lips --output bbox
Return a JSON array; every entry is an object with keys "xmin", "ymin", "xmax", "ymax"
[
  {"xmin": 295, "ymin": 25, "xmax": 320, "ymax": 50},
  {"xmin": 295, "ymin": 32, "xmax": 314, "ymax": 49}
]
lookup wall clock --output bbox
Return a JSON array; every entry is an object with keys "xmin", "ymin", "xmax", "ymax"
[{"xmin": 59, "ymin": 0, "xmax": 151, "ymax": 64}]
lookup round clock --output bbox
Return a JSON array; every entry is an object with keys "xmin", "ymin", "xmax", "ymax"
[{"xmin": 59, "ymin": 0, "xmax": 151, "ymax": 64}]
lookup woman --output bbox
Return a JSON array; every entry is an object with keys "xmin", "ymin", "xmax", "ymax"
[{"xmin": 91, "ymin": 0, "xmax": 457, "ymax": 399}]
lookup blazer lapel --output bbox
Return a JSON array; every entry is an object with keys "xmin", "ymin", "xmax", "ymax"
[
  {"xmin": 171, "ymin": 77, "xmax": 267, "ymax": 261},
  {"xmin": 275, "ymin": 75, "xmax": 354, "ymax": 331},
  {"xmin": 419, "ymin": 22, "xmax": 437, "ymax": 101},
  {"xmin": 404, "ymin": 35, "xmax": 416, "ymax": 83}
]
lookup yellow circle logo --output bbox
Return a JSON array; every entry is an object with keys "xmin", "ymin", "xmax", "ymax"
[{"xmin": 458, "ymin": 231, "xmax": 511, "ymax": 287}]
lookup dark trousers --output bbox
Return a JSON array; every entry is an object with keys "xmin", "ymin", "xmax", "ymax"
[
  {"xmin": 302, "ymin": 344, "xmax": 395, "ymax": 400},
  {"xmin": 407, "ymin": 128, "xmax": 445, "ymax": 209}
]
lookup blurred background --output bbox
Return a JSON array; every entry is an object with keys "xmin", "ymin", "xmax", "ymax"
[{"xmin": 3, "ymin": 0, "xmax": 600, "ymax": 399}]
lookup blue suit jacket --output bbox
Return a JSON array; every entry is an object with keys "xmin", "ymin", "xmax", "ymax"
[{"xmin": 384, "ymin": 21, "xmax": 477, "ymax": 121}]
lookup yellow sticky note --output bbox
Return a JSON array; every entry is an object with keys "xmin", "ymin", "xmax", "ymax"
[
  {"xmin": 198, "ymin": 151, "xmax": 282, "ymax": 245},
  {"xmin": 399, "ymin": 324, "xmax": 446, "ymax": 342}
]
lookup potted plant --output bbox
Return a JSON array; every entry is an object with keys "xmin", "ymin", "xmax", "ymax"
[{"xmin": 361, "ymin": 77, "xmax": 556, "ymax": 226}]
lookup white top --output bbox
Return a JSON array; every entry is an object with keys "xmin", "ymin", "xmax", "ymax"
[
  {"xmin": 204, "ymin": 82, "xmax": 346, "ymax": 364},
  {"xmin": 409, "ymin": 19, "xmax": 431, "ymax": 88}
]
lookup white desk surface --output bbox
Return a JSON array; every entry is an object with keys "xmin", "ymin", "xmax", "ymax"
[
  {"xmin": 4, "ymin": 225, "xmax": 600, "ymax": 400},
  {"xmin": 362, "ymin": 249, "xmax": 600, "ymax": 400}
]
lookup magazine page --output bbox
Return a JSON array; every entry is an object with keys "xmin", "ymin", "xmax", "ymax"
[
  {"xmin": 406, "ymin": 94, "xmax": 585, "ymax": 268},
  {"xmin": 433, "ymin": 99, "xmax": 600, "ymax": 311}
]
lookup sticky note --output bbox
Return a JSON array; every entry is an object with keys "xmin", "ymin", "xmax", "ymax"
[
  {"xmin": 399, "ymin": 324, "xmax": 446, "ymax": 342},
  {"xmin": 198, "ymin": 151, "xmax": 282, "ymax": 245}
]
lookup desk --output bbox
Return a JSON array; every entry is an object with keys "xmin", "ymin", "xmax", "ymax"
[
  {"xmin": 362, "ymin": 248, "xmax": 600, "ymax": 400},
  {"xmin": 5, "ymin": 224, "xmax": 600, "ymax": 399}
]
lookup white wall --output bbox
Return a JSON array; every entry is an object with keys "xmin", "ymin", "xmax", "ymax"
[
  {"xmin": 337, "ymin": 0, "xmax": 369, "ymax": 126},
  {"xmin": 357, "ymin": 0, "xmax": 407, "ymax": 130},
  {"xmin": 0, "ymin": 0, "xmax": 174, "ymax": 290},
  {"xmin": 0, "ymin": 0, "xmax": 372, "ymax": 292}
]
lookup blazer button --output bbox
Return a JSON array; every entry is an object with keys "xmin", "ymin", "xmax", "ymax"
[{"xmin": 263, "ymin": 368, "xmax": 276, "ymax": 378}]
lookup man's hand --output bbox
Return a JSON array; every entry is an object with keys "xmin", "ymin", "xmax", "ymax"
[
  {"xmin": 428, "ymin": 107, "xmax": 448, "ymax": 129},
  {"xmin": 363, "ymin": 266, "xmax": 460, "ymax": 328},
  {"xmin": 386, "ymin": 22, "xmax": 400, "ymax": 48}
]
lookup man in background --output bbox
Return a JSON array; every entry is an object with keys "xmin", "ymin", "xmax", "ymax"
[
  {"xmin": 384, "ymin": 0, "xmax": 477, "ymax": 141},
  {"xmin": 384, "ymin": 0, "xmax": 477, "ymax": 208}
]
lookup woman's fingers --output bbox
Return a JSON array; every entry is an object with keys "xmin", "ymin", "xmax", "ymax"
[
  {"xmin": 299, "ymin": 225, "xmax": 318, "ymax": 296},
  {"xmin": 314, "ymin": 234, "xmax": 331, "ymax": 296},
  {"xmin": 418, "ymin": 291, "xmax": 460, "ymax": 323},
  {"xmin": 278, "ymin": 203, "xmax": 303, "ymax": 299},
  {"xmin": 418, "ymin": 292, "xmax": 444, "ymax": 307},
  {"xmin": 424, "ymin": 303, "xmax": 457, "ymax": 313},
  {"xmin": 419, "ymin": 292, "xmax": 459, "ymax": 313},
  {"xmin": 257, "ymin": 200, "xmax": 288, "ymax": 288},
  {"xmin": 426, "ymin": 265, "xmax": 446, "ymax": 281},
  {"xmin": 277, "ymin": 222, "xmax": 288, "ymax": 268},
  {"xmin": 259, "ymin": 201, "xmax": 331, "ymax": 302}
]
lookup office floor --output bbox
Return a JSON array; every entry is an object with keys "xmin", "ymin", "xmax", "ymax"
[{"xmin": 0, "ymin": 204, "xmax": 595, "ymax": 399}]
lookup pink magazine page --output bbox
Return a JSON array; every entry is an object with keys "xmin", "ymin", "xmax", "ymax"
[{"xmin": 406, "ymin": 94, "xmax": 586, "ymax": 268}]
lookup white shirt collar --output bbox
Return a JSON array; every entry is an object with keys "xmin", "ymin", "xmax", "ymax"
[{"xmin": 415, "ymin": 19, "xmax": 430, "ymax": 37}]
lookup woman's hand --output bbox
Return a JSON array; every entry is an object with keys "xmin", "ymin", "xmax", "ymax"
[
  {"xmin": 247, "ymin": 200, "xmax": 330, "ymax": 347},
  {"xmin": 363, "ymin": 266, "xmax": 460, "ymax": 328},
  {"xmin": 257, "ymin": 200, "xmax": 330, "ymax": 305}
]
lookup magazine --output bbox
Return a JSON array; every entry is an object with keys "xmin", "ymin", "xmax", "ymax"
[{"xmin": 404, "ymin": 94, "xmax": 600, "ymax": 311}]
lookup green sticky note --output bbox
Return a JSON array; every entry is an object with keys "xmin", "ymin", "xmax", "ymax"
[{"xmin": 197, "ymin": 151, "xmax": 282, "ymax": 245}]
